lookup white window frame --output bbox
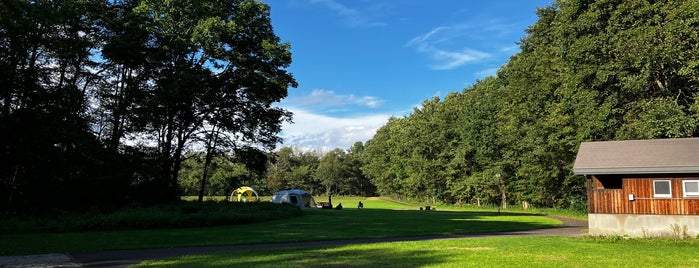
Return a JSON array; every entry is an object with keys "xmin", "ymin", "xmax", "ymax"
[
  {"xmin": 653, "ymin": 180, "xmax": 672, "ymax": 198},
  {"xmin": 683, "ymin": 180, "xmax": 699, "ymax": 197}
]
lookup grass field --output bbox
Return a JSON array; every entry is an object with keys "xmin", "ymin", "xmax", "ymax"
[
  {"xmin": 136, "ymin": 236, "xmax": 699, "ymax": 268},
  {"xmin": 0, "ymin": 197, "xmax": 559, "ymax": 255}
]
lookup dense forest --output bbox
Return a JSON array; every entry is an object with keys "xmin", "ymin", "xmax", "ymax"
[
  {"xmin": 4, "ymin": 0, "xmax": 699, "ymax": 212},
  {"xmin": 0, "ymin": 0, "xmax": 295, "ymax": 211},
  {"xmin": 362, "ymin": 0, "xmax": 699, "ymax": 209}
]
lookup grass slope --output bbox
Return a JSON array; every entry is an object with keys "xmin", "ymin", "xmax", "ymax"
[
  {"xmin": 137, "ymin": 236, "xmax": 699, "ymax": 268},
  {"xmin": 0, "ymin": 198, "xmax": 558, "ymax": 255}
]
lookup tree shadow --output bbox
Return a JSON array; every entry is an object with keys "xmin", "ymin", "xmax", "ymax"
[
  {"xmin": 235, "ymin": 208, "xmax": 561, "ymax": 248},
  {"xmin": 144, "ymin": 246, "xmax": 455, "ymax": 267}
]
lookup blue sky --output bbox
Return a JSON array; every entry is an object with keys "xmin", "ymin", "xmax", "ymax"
[{"xmin": 268, "ymin": 0, "xmax": 554, "ymax": 152}]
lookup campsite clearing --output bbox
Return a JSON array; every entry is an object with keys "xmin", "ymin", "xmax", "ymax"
[{"xmin": 0, "ymin": 199, "xmax": 558, "ymax": 255}]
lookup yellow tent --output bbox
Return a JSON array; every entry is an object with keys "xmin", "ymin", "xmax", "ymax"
[{"xmin": 231, "ymin": 186, "xmax": 259, "ymax": 202}]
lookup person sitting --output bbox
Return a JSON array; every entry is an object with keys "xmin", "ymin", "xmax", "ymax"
[
  {"xmin": 335, "ymin": 203, "xmax": 343, "ymax": 210},
  {"xmin": 358, "ymin": 201, "xmax": 364, "ymax": 209}
]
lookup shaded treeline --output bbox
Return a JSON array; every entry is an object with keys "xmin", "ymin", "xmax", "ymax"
[{"xmin": 0, "ymin": 0, "xmax": 295, "ymax": 211}]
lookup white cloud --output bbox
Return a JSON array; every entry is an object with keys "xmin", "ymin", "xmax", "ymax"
[
  {"xmin": 500, "ymin": 45, "xmax": 520, "ymax": 53},
  {"xmin": 408, "ymin": 25, "xmax": 490, "ymax": 70},
  {"xmin": 357, "ymin": 96, "xmax": 384, "ymax": 108},
  {"xmin": 286, "ymin": 89, "xmax": 384, "ymax": 109},
  {"xmin": 430, "ymin": 48, "xmax": 490, "ymax": 70},
  {"xmin": 475, "ymin": 68, "xmax": 499, "ymax": 79},
  {"xmin": 280, "ymin": 107, "xmax": 390, "ymax": 151},
  {"xmin": 307, "ymin": 0, "xmax": 386, "ymax": 28}
]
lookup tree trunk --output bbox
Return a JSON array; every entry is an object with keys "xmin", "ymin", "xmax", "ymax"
[
  {"xmin": 197, "ymin": 151, "xmax": 213, "ymax": 203},
  {"xmin": 198, "ymin": 125, "xmax": 219, "ymax": 203}
]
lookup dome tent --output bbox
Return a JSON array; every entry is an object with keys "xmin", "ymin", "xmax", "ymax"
[
  {"xmin": 231, "ymin": 186, "xmax": 259, "ymax": 202},
  {"xmin": 271, "ymin": 189, "xmax": 316, "ymax": 208}
]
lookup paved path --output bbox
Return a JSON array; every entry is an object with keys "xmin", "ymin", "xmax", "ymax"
[{"xmin": 0, "ymin": 216, "xmax": 587, "ymax": 268}]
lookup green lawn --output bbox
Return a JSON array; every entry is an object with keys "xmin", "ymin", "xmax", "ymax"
[
  {"xmin": 136, "ymin": 236, "xmax": 699, "ymax": 268},
  {"xmin": 0, "ymin": 198, "xmax": 559, "ymax": 255}
]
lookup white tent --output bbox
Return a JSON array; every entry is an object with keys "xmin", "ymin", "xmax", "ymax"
[{"xmin": 271, "ymin": 189, "xmax": 317, "ymax": 208}]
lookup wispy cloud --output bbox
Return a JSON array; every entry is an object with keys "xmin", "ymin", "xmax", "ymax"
[
  {"xmin": 307, "ymin": 0, "xmax": 386, "ymax": 28},
  {"xmin": 475, "ymin": 67, "xmax": 499, "ymax": 79},
  {"xmin": 280, "ymin": 107, "xmax": 390, "ymax": 151},
  {"xmin": 407, "ymin": 25, "xmax": 490, "ymax": 70},
  {"xmin": 357, "ymin": 96, "xmax": 383, "ymax": 108},
  {"xmin": 500, "ymin": 45, "xmax": 521, "ymax": 53},
  {"xmin": 286, "ymin": 89, "xmax": 385, "ymax": 109}
]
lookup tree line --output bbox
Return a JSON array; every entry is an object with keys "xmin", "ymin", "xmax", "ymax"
[
  {"xmin": 0, "ymin": 0, "xmax": 295, "ymax": 211},
  {"xmin": 180, "ymin": 144, "xmax": 376, "ymax": 198},
  {"xmin": 362, "ymin": 0, "xmax": 699, "ymax": 209},
  {"xmin": 5, "ymin": 0, "xmax": 699, "ymax": 212}
]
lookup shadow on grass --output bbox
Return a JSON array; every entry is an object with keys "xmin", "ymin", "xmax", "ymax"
[
  {"xmin": 1, "ymin": 207, "xmax": 560, "ymax": 256},
  {"xmin": 289, "ymin": 208, "xmax": 559, "ymax": 238},
  {"xmin": 140, "ymin": 246, "xmax": 453, "ymax": 268}
]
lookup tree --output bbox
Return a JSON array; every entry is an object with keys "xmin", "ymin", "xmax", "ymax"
[
  {"xmin": 118, "ymin": 0, "xmax": 295, "ymax": 202},
  {"xmin": 0, "ymin": 0, "xmax": 295, "ymax": 211},
  {"xmin": 0, "ymin": 0, "xmax": 128, "ymax": 210},
  {"xmin": 315, "ymin": 148, "xmax": 347, "ymax": 196},
  {"xmin": 345, "ymin": 142, "xmax": 376, "ymax": 196},
  {"xmin": 266, "ymin": 147, "xmax": 320, "ymax": 193}
]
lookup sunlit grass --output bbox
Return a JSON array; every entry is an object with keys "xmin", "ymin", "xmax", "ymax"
[
  {"xmin": 371, "ymin": 196, "xmax": 588, "ymax": 219},
  {"xmin": 137, "ymin": 236, "xmax": 699, "ymax": 268},
  {"xmin": 0, "ymin": 198, "xmax": 559, "ymax": 255}
]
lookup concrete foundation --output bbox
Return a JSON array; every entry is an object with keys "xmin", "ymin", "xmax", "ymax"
[{"xmin": 589, "ymin": 213, "xmax": 699, "ymax": 238}]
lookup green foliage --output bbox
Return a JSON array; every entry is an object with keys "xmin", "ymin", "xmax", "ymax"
[
  {"xmin": 265, "ymin": 147, "xmax": 321, "ymax": 193},
  {"xmin": 616, "ymin": 97, "xmax": 696, "ymax": 139},
  {"xmin": 263, "ymin": 146, "xmax": 374, "ymax": 196},
  {"xmin": 178, "ymin": 153, "xmax": 258, "ymax": 197}
]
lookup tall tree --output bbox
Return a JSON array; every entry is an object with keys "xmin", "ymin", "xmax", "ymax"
[
  {"xmin": 123, "ymin": 0, "xmax": 295, "ymax": 202},
  {"xmin": 315, "ymin": 148, "xmax": 347, "ymax": 196}
]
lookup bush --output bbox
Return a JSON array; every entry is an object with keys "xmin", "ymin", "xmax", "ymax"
[{"xmin": 0, "ymin": 201, "xmax": 301, "ymax": 234}]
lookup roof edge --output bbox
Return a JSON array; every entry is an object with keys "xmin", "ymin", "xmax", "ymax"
[{"xmin": 573, "ymin": 166, "xmax": 699, "ymax": 176}]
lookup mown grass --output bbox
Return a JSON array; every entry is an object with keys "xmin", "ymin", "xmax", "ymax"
[
  {"xmin": 137, "ymin": 236, "xmax": 699, "ymax": 268},
  {"xmin": 0, "ymin": 198, "xmax": 559, "ymax": 255},
  {"xmin": 377, "ymin": 196, "xmax": 588, "ymax": 220}
]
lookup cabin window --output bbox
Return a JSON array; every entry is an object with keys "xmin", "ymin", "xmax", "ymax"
[
  {"xmin": 683, "ymin": 180, "xmax": 699, "ymax": 197},
  {"xmin": 596, "ymin": 175, "xmax": 622, "ymax": 189},
  {"xmin": 653, "ymin": 180, "xmax": 672, "ymax": 198}
]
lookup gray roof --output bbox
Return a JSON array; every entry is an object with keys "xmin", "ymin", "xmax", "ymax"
[{"xmin": 573, "ymin": 138, "xmax": 699, "ymax": 175}]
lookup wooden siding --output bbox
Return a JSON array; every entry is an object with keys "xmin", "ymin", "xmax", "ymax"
[{"xmin": 588, "ymin": 176, "xmax": 699, "ymax": 215}]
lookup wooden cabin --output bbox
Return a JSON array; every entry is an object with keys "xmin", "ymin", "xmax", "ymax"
[{"xmin": 573, "ymin": 138, "xmax": 699, "ymax": 238}]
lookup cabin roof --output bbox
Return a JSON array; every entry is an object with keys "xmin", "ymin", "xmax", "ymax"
[{"xmin": 573, "ymin": 138, "xmax": 699, "ymax": 175}]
